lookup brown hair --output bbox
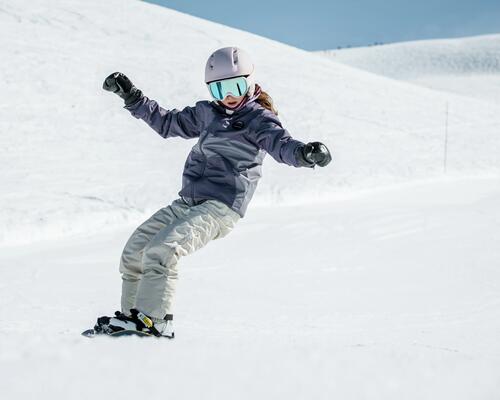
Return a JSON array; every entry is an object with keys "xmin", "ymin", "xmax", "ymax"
[{"xmin": 255, "ymin": 84, "xmax": 278, "ymax": 116}]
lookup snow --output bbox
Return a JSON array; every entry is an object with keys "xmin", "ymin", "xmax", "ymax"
[
  {"xmin": 1, "ymin": 0, "xmax": 500, "ymax": 246},
  {"xmin": 1, "ymin": 0, "xmax": 500, "ymax": 398},
  {"xmin": 319, "ymin": 34, "xmax": 500, "ymax": 104},
  {"xmin": 1, "ymin": 177, "xmax": 500, "ymax": 399}
]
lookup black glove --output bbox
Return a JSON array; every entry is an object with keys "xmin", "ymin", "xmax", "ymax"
[
  {"xmin": 296, "ymin": 142, "xmax": 332, "ymax": 167},
  {"xmin": 102, "ymin": 72, "xmax": 143, "ymax": 106}
]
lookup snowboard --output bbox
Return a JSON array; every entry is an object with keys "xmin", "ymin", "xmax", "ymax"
[{"xmin": 81, "ymin": 328, "xmax": 154, "ymax": 338}]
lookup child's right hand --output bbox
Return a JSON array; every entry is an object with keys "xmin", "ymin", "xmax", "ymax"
[{"xmin": 102, "ymin": 72, "xmax": 142, "ymax": 106}]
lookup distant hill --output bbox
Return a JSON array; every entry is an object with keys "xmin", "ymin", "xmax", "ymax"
[{"xmin": 318, "ymin": 34, "xmax": 500, "ymax": 104}]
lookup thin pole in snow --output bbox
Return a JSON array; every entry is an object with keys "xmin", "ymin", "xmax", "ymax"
[{"xmin": 443, "ymin": 102, "xmax": 449, "ymax": 174}]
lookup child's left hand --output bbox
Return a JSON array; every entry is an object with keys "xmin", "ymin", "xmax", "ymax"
[{"xmin": 298, "ymin": 142, "xmax": 332, "ymax": 167}]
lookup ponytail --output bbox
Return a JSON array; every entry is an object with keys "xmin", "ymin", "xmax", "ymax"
[{"xmin": 255, "ymin": 84, "xmax": 278, "ymax": 116}]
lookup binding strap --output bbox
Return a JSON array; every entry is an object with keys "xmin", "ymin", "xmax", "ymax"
[{"xmin": 130, "ymin": 309, "xmax": 162, "ymax": 337}]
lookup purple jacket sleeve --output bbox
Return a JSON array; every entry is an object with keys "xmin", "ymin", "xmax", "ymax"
[
  {"xmin": 253, "ymin": 115, "xmax": 305, "ymax": 167},
  {"xmin": 124, "ymin": 96, "xmax": 200, "ymax": 139}
]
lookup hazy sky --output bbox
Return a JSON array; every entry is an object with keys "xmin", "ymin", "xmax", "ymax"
[{"xmin": 143, "ymin": 0, "xmax": 500, "ymax": 50}]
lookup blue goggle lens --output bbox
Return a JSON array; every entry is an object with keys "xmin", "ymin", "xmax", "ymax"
[{"xmin": 208, "ymin": 76, "xmax": 249, "ymax": 100}]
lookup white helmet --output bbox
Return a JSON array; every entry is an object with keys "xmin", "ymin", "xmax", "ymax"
[{"xmin": 205, "ymin": 47, "xmax": 256, "ymax": 97}]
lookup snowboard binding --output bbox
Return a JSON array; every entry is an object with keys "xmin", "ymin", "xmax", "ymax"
[{"xmin": 82, "ymin": 309, "xmax": 174, "ymax": 339}]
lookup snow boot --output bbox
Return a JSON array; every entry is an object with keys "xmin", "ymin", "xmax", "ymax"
[{"xmin": 129, "ymin": 309, "xmax": 174, "ymax": 338}]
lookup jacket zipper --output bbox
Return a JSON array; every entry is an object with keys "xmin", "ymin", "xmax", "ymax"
[{"xmin": 192, "ymin": 128, "xmax": 210, "ymax": 200}]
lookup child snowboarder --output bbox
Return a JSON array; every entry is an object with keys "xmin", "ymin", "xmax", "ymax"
[{"xmin": 88, "ymin": 47, "xmax": 331, "ymax": 338}]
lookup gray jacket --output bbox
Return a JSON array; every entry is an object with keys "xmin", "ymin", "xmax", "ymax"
[{"xmin": 125, "ymin": 95, "xmax": 309, "ymax": 217}]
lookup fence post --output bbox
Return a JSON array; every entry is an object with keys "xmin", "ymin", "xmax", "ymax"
[{"xmin": 443, "ymin": 102, "xmax": 449, "ymax": 174}]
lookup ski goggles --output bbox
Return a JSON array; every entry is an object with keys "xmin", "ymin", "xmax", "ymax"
[{"xmin": 207, "ymin": 76, "xmax": 249, "ymax": 100}]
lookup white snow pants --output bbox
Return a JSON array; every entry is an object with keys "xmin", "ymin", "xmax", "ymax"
[{"xmin": 119, "ymin": 198, "xmax": 240, "ymax": 319}]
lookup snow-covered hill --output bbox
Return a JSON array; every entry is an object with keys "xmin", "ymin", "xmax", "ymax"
[
  {"xmin": 1, "ymin": 0, "xmax": 500, "ymax": 245},
  {"xmin": 319, "ymin": 34, "xmax": 500, "ymax": 104},
  {"xmin": 1, "ymin": 2, "xmax": 500, "ymax": 399}
]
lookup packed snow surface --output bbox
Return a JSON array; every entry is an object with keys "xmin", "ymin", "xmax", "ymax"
[
  {"xmin": 1, "ymin": 177, "xmax": 500, "ymax": 399},
  {"xmin": 1, "ymin": 1, "xmax": 500, "ymax": 398},
  {"xmin": 319, "ymin": 35, "xmax": 500, "ymax": 104}
]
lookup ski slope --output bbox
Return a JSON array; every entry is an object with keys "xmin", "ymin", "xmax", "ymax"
[
  {"xmin": 1, "ymin": 177, "xmax": 499, "ymax": 399},
  {"xmin": 1, "ymin": 1, "xmax": 500, "ymax": 399},
  {"xmin": 319, "ymin": 35, "xmax": 500, "ymax": 104},
  {"xmin": 1, "ymin": 0, "xmax": 500, "ymax": 246}
]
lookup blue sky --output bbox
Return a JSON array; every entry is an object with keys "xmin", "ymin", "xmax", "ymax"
[{"xmin": 143, "ymin": 0, "xmax": 500, "ymax": 50}]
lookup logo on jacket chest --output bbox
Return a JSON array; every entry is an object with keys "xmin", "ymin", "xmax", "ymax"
[
  {"xmin": 221, "ymin": 119, "xmax": 245, "ymax": 130},
  {"xmin": 232, "ymin": 120, "xmax": 245, "ymax": 130}
]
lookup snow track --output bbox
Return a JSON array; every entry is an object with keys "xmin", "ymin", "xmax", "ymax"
[{"xmin": 1, "ymin": 177, "xmax": 499, "ymax": 399}]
